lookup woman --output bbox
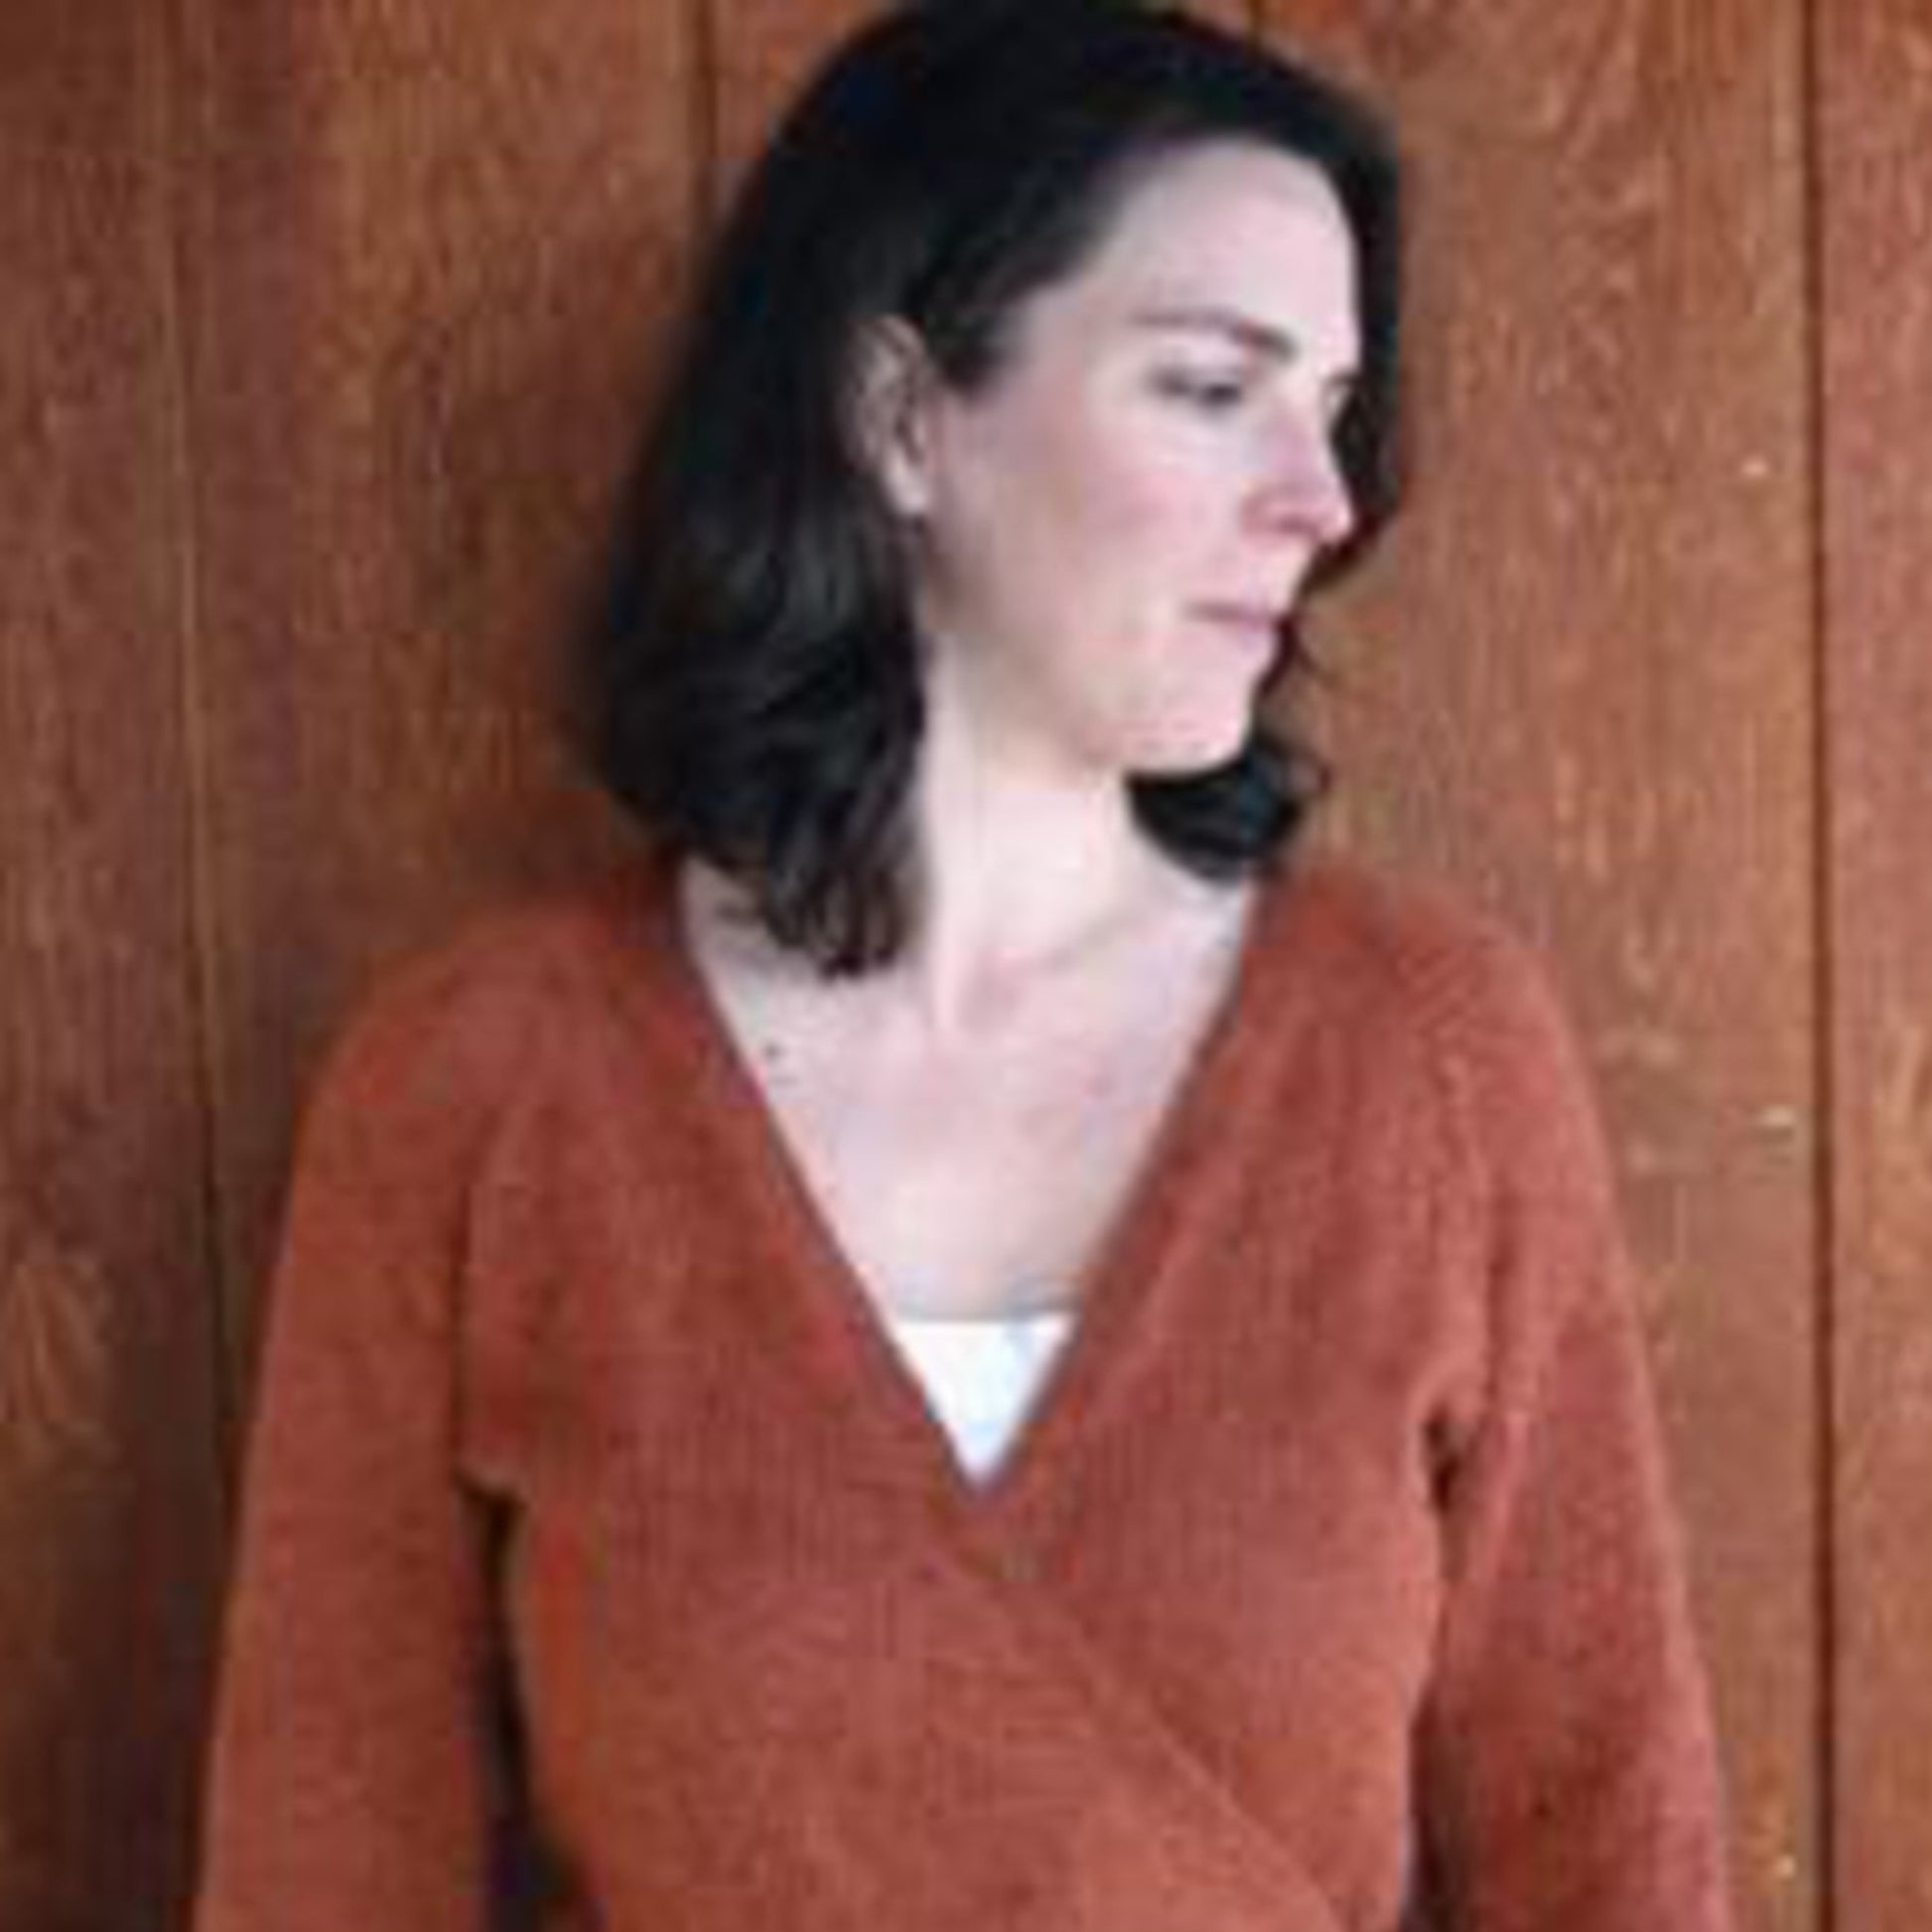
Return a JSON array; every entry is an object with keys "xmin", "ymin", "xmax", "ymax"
[{"xmin": 193, "ymin": 4, "xmax": 1734, "ymax": 1929}]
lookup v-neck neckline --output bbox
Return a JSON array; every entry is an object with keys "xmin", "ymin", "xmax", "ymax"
[{"xmin": 625, "ymin": 848, "xmax": 1304, "ymax": 1537}]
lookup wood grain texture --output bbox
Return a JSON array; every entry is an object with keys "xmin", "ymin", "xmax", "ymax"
[
  {"xmin": 1816, "ymin": 4, "xmax": 1932, "ymax": 1928},
  {"xmin": 1258, "ymin": 5, "xmax": 1818, "ymax": 1928},
  {"xmin": 175, "ymin": 0, "xmax": 697, "ymax": 1393},
  {"xmin": 0, "ymin": 2, "xmax": 226, "ymax": 1927},
  {"xmin": 0, "ymin": 0, "xmax": 1900, "ymax": 1923}
]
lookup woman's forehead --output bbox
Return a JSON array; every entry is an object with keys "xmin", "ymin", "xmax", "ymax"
[{"xmin": 1035, "ymin": 143, "xmax": 1360, "ymax": 362}]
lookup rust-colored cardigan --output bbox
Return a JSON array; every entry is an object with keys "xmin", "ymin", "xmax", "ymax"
[{"xmin": 191, "ymin": 854, "xmax": 1733, "ymax": 1932}]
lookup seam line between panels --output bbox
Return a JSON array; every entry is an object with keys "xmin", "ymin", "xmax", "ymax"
[
  {"xmin": 1797, "ymin": 0, "xmax": 1838, "ymax": 1927},
  {"xmin": 150, "ymin": 0, "xmax": 242, "ymax": 1518}
]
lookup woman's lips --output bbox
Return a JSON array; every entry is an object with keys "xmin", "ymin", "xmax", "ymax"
[{"xmin": 1193, "ymin": 603, "xmax": 1283, "ymax": 652}]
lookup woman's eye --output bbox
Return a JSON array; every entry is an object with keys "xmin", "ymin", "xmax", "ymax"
[{"xmin": 1151, "ymin": 368, "xmax": 1250, "ymax": 413}]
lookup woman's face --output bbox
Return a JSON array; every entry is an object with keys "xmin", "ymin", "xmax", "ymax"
[{"xmin": 880, "ymin": 139, "xmax": 1362, "ymax": 778}]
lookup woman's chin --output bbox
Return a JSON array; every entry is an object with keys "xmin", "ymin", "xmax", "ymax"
[{"xmin": 1118, "ymin": 707, "xmax": 1260, "ymax": 779}]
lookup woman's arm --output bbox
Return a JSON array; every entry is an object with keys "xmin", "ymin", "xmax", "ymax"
[
  {"xmin": 192, "ymin": 968, "xmax": 518, "ymax": 1932},
  {"xmin": 1412, "ymin": 930, "xmax": 1734, "ymax": 1932}
]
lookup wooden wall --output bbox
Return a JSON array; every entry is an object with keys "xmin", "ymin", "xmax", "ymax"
[
  {"xmin": 0, "ymin": 7, "xmax": 225, "ymax": 1927},
  {"xmin": 0, "ymin": 3, "xmax": 1922, "ymax": 1929}
]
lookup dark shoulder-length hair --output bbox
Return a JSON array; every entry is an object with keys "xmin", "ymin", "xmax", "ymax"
[{"xmin": 586, "ymin": 0, "xmax": 1404, "ymax": 973}]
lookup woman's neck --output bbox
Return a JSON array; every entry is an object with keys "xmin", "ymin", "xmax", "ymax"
[{"xmin": 895, "ymin": 694, "xmax": 1213, "ymax": 1040}]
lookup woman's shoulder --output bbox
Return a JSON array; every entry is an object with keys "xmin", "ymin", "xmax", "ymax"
[
  {"xmin": 1275, "ymin": 856, "xmax": 1613, "ymax": 1202},
  {"xmin": 1274, "ymin": 855, "xmax": 1569, "ymax": 1030},
  {"xmin": 300, "ymin": 853, "xmax": 685, "ymax": 1128}
]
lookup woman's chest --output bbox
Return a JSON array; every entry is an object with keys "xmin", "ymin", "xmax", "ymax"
[
  {"xmin": 482, "ymin": 1151, "xmax": 1455, "ymax": 1932},
  {"xmin": 704, "ymin": 953, "xmax": 1245, "ymax": 1320},
  {"xmin": 461, "ymin": 970, "xmax": 1474, "ymax": 1927},
  {"xmin": 753, "ymin": 1018, "xmax": 1204, "ymax": 1318}
]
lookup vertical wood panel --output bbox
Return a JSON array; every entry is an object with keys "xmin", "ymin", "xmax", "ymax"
[
  {"xmin": 1817, "ymin": 3, "xmax": 1932, "ymax": 1928},
  {"xmin": 0, "ymin": 4, "xmax": 225, "ymax": 1928},
  {"xmin": 1259, "ymin": 5, "xmax": 1818, "ymax": 1929},
  {"xmin": 176, "ymin": 0, "xmax": 699, "ymax": 1392}
]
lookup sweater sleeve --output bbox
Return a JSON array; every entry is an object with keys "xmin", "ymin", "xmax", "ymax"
[
  {"xmin": 1412, "ymin": 929, "xmax": 1733, "ymax": 1932},
  {"xmin": 191, "ymin": 967, "xmax": 518, "ymax": 1932}
]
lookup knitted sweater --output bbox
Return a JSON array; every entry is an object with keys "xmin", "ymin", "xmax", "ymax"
[{"xmin": 190, "ymin": 853, "xmax": 1733, "ymax": 1932}]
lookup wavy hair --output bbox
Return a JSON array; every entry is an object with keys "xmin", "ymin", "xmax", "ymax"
[{"xmin": 587, "ymin": 0, "xmax": 1404, "ymax": 971}]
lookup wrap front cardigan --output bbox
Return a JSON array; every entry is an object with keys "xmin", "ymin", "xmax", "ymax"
[{"xmin": 191, "ymin": 854, "xmax": 1733, "ymax": 1932}]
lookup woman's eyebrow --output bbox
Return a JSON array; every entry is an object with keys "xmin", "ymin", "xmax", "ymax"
[
  {"xmin": 1127, "ymin": 303, "xmax": 1302, "ymax": 361},
  {"xmin": 1120, "ymin": 301, "xmax": 1359, "ymax": 384}
]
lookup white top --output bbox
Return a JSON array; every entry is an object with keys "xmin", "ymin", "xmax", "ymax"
[{"xmin": 884, "ymin": 1307, "xmax": 1078, "ymax": 1482}]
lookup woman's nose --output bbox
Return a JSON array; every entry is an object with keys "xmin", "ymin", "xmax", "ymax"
[{"xmin": 1246, "ymin": 424, "xmax": 1356, "ymax": 550}]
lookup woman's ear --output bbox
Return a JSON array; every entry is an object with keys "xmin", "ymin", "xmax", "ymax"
[{"xmin": 851, "ymin": 317, "xmax": 938, "ymax": 519}]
